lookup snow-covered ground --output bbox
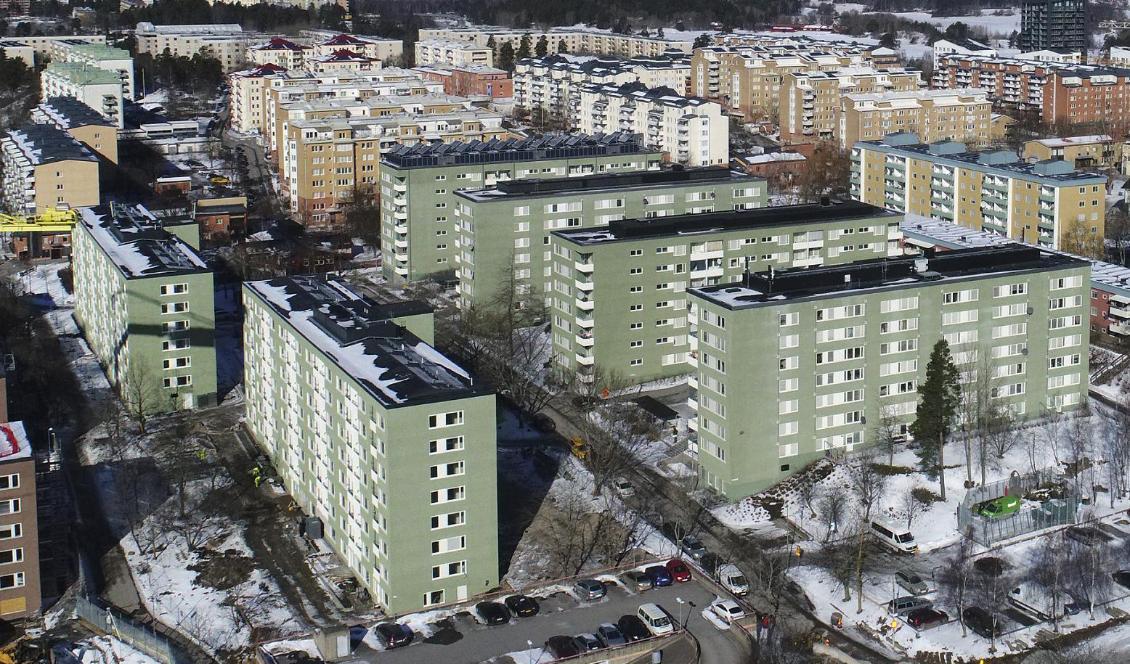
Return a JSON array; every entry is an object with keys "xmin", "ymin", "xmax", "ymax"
[
  {"xmin": 71, "ymin": 635, "xmax": 163, "ymax": 664},
  {"xmin": 715, "ymin": 398, "xmax": 1126, "ymax": 554},
  {"xmin": 882, "ymin": 10, "xmax": 1022, "ymax": 36}
]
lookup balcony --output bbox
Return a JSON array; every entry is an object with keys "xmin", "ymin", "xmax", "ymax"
[
  {"xmin": 575, "ymin": 278, "xmax": 594, "ymax": 292},
  {"xmin": 687, "ymin": 374, "xmax": 698, "ymax": 389},
  {"xmin": 575, "ymin": 352, "xmax": 595, "ymax": 366},
  {"xmin": 392, "ymin": 182, "xmax": 406, "ymax": 193},
  {"xmin": 393, "ymin": 209, "xmax": 407, "ymax": 220},
  {"xmin": 1110, "ymin": 297, "xmax": 1130, "ymax": 319},
  {"xmin": 575, "ymin": 331, "xmax": 594, "ymax": 347},
  {"xmin": 576, "ymin": 315, "xmax": 594, "ymax": 329},
  {"xmin": 575, "ymin": 297, "xmax": 594, "ymax": 311}
]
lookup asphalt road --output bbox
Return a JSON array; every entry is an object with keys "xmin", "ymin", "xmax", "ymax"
[{"xmin": 350, "ymin": 580, "xmax": 748, "ymax": 664}]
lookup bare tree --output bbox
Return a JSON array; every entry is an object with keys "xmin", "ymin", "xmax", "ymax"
[
  {"xmin": 971, "ymin": 563, "xmax": 1016, "ymax": 653},
  {"xmin": 1067, "ymin": 536, "xmax": 1113, "ymax": 619},
  {"xmin": 122, "ymin": 362, "xmax": 164, "ymax": 433},
  {"xmin": 983, "ymin": 403, "xmax": 1021, "ymax": 461},
  {"xmin": 817, "ymin": 483, "xmax": 848, "ymax": 543},
  {"xmin": 898, "ymin": 485, "xmax": 928, "ymax": 530},
  {"xmin": 937, "ymin": 528, "xmax": 976, "ymax": 637},
  {"xmin": 1030, "ymin": 530, "xmax": 1071, "ymax": 632},
  {"xmin": 1105, "ymin": 402, "xmax": 1130, "ymax": 505},
  {"xmin": 1060, "ymin": 217, "xmax": 1105, "ymax": 259},
  {"xmin": 1064, "ymin": 410, "xmax": 1094, "ymax": 500},
  {"xmin": 871, "ymin": 404, "xmax": 904, "ymax": 467},
  {"xmin": 845, "ymin": 450, "xmax": 889, "ymax": 613}
]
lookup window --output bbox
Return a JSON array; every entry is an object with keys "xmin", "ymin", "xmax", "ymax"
[
  {"xmin": 163, "ymin": 320, "xmax": 189, "ymax": 333},
  {"xmin": 0, "ymin": 524, "xmax": 20, "ymax": 540},
  {"xmin": 0, "ymin": 475, "xmax": 18, "ymax": 491},
  {"xmin": 423, "ymin": 590, "xmax": 446, "ymax": 607},
  {"xmin": 431, "ymin": 536, "xmax": 466, "ymax": 554},
  {"xmin": 0, "ymin": 548, "xmax": 22, "ymax": 565},
  {"xmin": 429, "ymin": 436, "xmax": 464, "ymax": 454},
  {"xmin": 0, "ymin": 499, "xmax": 20, "ymax": 515},
  {"xmin": 429, "ymin": 461, "xmax": 465, "ymax": 479},
  {"xmin": 430, "ymin": 486, "xmax": 465, "ymax": 504},
  {"xmin": 162, "ymin": 376, "xmax": 192, "ymax": 388},
  {"xmin": 159, "ymin": 284, "xmax": 188, "ymax": 296},
  {"xmin": 993, "ymin": 283, "xmax": 1028, "ymax": 298},
  {"xmin": 431, "ymin": 561, "xmax": 467, "ymax": 579},
  {"xmin": 0, "ymin": 573, "xmax": 24, "ymax": 589},
  {"xmin": 162, "ymin": 357, "xmax": 190, "ymax": 370},
  {"xmin": 778, "ymin": 312, "xmax": 799, "ymax": 327},
  {"xmin": 431, "ymin": 511, "xmax": 466, "ymax": 529},
  {"xmin": 429, "ymin": 411, "xmax": 464, "ymax": 428},
  {"xmin": 161, "ymin": 339, "xmax": 190, "ymax": 351}
]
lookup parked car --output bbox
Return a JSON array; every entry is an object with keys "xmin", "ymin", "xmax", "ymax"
[
  {"xmin": 622, "ymin": 570, "xmax": 654, "ymax": 592},
  {"xmin": 976, "ymin": 495, "xmax": 1020, "ymax": 519},
  {"xmin": 961, "ymin": 607, "xmax": 998, "ymax": 639},
  {"xmin": 906, "ymin": 608, "xmax": 948, "ymax": 629},
  {"xmin": 645, "ymin": 565, "xmax": 673, "ymax": 587},
  {"xmin": 504, "ymin": 594, "xmax": 540, "ymax": 617},
  {"xmin": 545, "ymin": 635, "xmax": 581, "ymax": 659},
  {"xmin": 373, "ymin": 622, "xmax": 414, "ymax": 649},
  {"xmin": 614, "ymin": 478, "xmax": 634, "ymax": 497},
  {"xmin": 1066, "ymin": 526, "xmax": 1112, "ymax": 547},
  {"xmin": 637, "ymin": 603, "xmax": 674, "ymax": 636},
  {"xmin": 680, "ymin": 535, "xmax": 707, "ymax": 560},
  {"xmin": 596, "ymin": 622, "xmax": 626, "ymax": 647},
  {"xmin": 665, "ymin": 559, "xmax": 692, "ymax": 583},
  {"xmin": 887, "ymin": 596, "xmax": 932, "ymax": 616},
  {"xmin": 717, "ymin": 563, "xmax": 749, "ymax": 596},
  {"xmin": 1112, "ymin": 570, "xmax": 1130, "ymax": 589},
  {"xmin": 574, "ymin": 633, "xmax": 602, "ymax": 651},
  {"xmin": 973, "ymin": 556, "xmax": 1006, "ymax": 577},
  {"xmin": 617, "ymin": 614, "xmax": 651, "ymax": 642},
  {"xmin": 870, "ymin": 521, "xmax": 918, "ymax": 553},
  {"xmin": 895, "ymin": 570, "xmax": 929, "ymax": 596},
  {"xmin": 574, "ymin": 578, "xmax": 606, "ymax": 601},
  {"xmin": 475, "ymin": 601, "xmax": 510, "ymax": 626},
  {"xmin": 709, "ymin": 599, "xmax": 746, "ymax": 624}
]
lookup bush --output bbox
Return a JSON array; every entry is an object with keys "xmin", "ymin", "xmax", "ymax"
[
  {"xmin": 912, "ymin": 486, "xmax": 943, "ymax": 504},
  {"xmin": 872, "ymin": 463, "xmax": 915, "ymax": 476}
]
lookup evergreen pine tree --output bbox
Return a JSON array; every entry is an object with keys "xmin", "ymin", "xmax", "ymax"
[
  {"xmin": 910, "ymin": 339, "xmax": 961, "ymax": 500},
  {"xmin": 498, "ymin": 41, "xmax": 516, "ymax": 72},
  {"xmin": 535, "ymin": 35, "xmax": 548, "ymax": 57},
  {"xmin": 516, "ymin": 33, "xmax": 532, "ymax": 60}
]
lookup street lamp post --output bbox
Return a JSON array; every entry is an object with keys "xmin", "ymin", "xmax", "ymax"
[{"xmin": 676, "ymin": 597, "xmax": 685, "ymax": 629}]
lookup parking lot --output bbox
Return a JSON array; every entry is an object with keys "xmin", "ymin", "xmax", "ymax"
[{"xmin": 342, "ymin": 575, "xmax": 749, "ymax": 664}]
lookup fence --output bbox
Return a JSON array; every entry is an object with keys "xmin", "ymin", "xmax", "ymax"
[
  {"xmin": 75, "ymin": 596, "xmax": 191, "ymax": 664},
  {"xmin": 957, "ymin": 468, "xmax": 1079, "ymax": 546}
]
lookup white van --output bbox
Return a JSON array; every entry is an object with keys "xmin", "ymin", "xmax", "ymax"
[
  {"xmin": 637, "ymin": 603, "xmax": 674, "ymax": 636},
  {"xmin": 717, "ymin": 564, "xmax": 749, "ymax": 596},
  {"xmin": 871, "ymin": 521, "xmax": 918, "ymax": 553}
]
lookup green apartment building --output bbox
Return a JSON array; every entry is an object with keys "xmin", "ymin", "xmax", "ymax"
[
  {"xmin": 379, "ymin": 132, "xmax": 664, "ymax": 283},
  {"xmin": 242, "ymin": 276, "xmax": 498, "ymax": 614},
  {"xmin": 549, "ymin": 201, "xmax": 902, "ymax": 384},
  {"xmin": 72, "ymin": 203, "xmax": 217, "ymax": 411},
  {"xmin": 687, "ymin": 245, "xmax": 1090, "ymax": 498},
  {"xmin": 455, "ymin": 168, "xmax": 767, "ymax": 313}
]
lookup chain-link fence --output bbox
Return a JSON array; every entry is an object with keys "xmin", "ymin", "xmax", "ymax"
[
  {"xmin": 958, "ymin": 468, "xmax": 1079, "ymax": 546},
  {"xmin": 75, "ymin": 596, "xmax": 190, "ymax": 664}
]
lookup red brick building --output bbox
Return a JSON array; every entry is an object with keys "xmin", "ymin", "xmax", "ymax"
[
  {"xmin": 194, "ymin": 196, "xmax": 248, "ymax": 245},
  {"xmin": 414, "ymin": 65, "xmax": 513, "ymax": 99}
]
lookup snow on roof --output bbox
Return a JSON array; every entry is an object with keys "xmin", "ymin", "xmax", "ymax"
[
  {"xmin": 0, "ymin": 422, "xmax": 32, "ymax": 462},
  {"xmin": 78, "ymin": 205, "xmax": 209, "ymax": 279},
  {"xmin": 741, "ymin": 152, "xmax": 806, "ymax": 164},
  {"xmin": 1032, "ymin": 134, "xmax": 1113, "ymax": 148}
]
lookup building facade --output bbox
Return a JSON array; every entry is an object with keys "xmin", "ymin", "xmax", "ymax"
[
  {"xmin": 1022, "ymin": 135, "xmax": 1121, "ymax": 169},
  {"xmin": 576, "ymin": 82, "xmax": 728, "ymax": 167},
  {"xmin": 243, "ymin": 276, "xmax": 497, "ymax": 614},
  {"xmin": 514, "ymin": 54, "xmax": 690, "ymax": 117},
  {"xmin": 378, "ymin": 132, "xmax": 663, "ymax": 283},
  {"xmin": 417, "ymin": 27, "xmax": 692, "ymax": 59},
  {"xmin": 0, "ymin": 422, "xmax": 40, "ymax": 621},
  {"xmin": 249, "ymin": 37, "xmax": 311, "ymax": 70},
  {"xmin": 1019, "ymin": 0, "xmax": 1087, "ymax": 52},
  {"xmin": 415, "ymin": 40, "xmax": 493, "ymax": 68},
  {"xmin": 51, "ymin": 41, "xmax": 134, "ymax": 100},
  {"xmin": 72, "ymin": 204, "xmax": 217, "ymax": 411},
  {"xmin": 549, "ymin": 201, "xmax": 899, "ymax": 384},
  {"xmin": 1, "ymin": 123, "xmax": 99, "ymax": 215},
  {"xmin": 839, "ymin": 88, "xmax": 994, "ymax": 149},
  {"xmin": 779, "ymin": 67, "xmax": 922, "ymax": 144},
  {"xmin": 851, "ymin": 133, "xmax": 1107, "ymax": 251},
  {"xmin": 31, "ymin": 97, "xmax": 118, "ymax": 164},
  {"xmin": 453, "ymin": 168, "xmax": 765, "ymax": 311},
  {"xmin": 688, "ymin": 245, "xmax": 1090, "ymax": 498},
  {"xmin": 40, "ymin": 62, "xmax": 124, "ymax": 128},
  {"xmin": 414, "ymin": 66, "xmax": 513, "ymax": 99}
]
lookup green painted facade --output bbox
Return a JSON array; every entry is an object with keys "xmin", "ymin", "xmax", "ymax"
[
  {"xmin": 243, "ymin": 278, "xmax": 498, "ymax": 615},
  {"xmin": 688, "ymin": 249, "xmax": 1091, "ymax": 499},
  {"xmin": 454, "ymin": 170, "xmax": 767, "ymax": 314},
  {"xmin": 548, "ymin": 202, "xmax": 901, "ymax": 385},
  {"xmin": 71, "ymin": 208, "xmax": 217, "ymax": 411},
  {"xmin": 379, "ymin": 136, "xmax": 663, "ymax": 283}
]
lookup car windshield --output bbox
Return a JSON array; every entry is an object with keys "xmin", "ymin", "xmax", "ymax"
[
  {"xmin": 728, "ymin": 606, "xmax": 742, "ymax": 615},
  {"xmin": 732, "ymin": 574, "xmax": 747, "ymax": 585},
  {"xmin": 896, "ymin": 533, "xmax": 915, "ymax": 543},
  {"xmin": 654, "ymin": 616, "xmax": 671, "ymax": 626}
]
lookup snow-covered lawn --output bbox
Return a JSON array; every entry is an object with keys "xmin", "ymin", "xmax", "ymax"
[
  {"xmin": 71, "ymin": 635, "xmax": 163, "ymax": 664},
  {"xmin": 715, "ymin": 399, "xmax": 1126, "ymax": 553}
]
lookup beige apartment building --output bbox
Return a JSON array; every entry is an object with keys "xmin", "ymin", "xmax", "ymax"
[
  {"xmin": 40, "ymin": 62, "xmax": 124, "ymax": 128},
  {"xmin": 1, "ymin": 123, "xmax": 100, "ymax": 215},
  {"xmin": 779, "ymin": 67, "xmax": 922, "ymax": 144},
  {"xmin": 514, "ymin": 53, "xmax": 690, "ymax": 116},
  {"xmin": 852, "ymin": 132, "xmax": 1106, "ymax": 251},
  {"xmin": 249, "ymin": 37, "xmax": 310, "ymax": 70},
  {"xmin": 305, "ymin": 31, "xmax": 403, "ymax": 62},
  {"xmin": 283, "ymin": 111, "xmax": 509, "ymax": 230},
  {"xmin": 134, "ymin": 23, "xmax": 254, "ymax": 72},
  {"xmin": 0, "ymin": 422, "xmax": 41, "ymax": 620},
  {"xmin": 1022, "ymin": 135, "xmax": 1121, "ymax": 169},
  {"xmin": 418, "ymin": 27, "xmax": 692, "ymax": 59},
  {"xmin": 415, "ymin": 40, "xmax": 493, "ymax": 68},
  {"xmin": 228, "ymin": 63, "xmax": 290, "ymax": 135},
  {"xmin": 839, "ymin": 88, "xmax": 994, "ymax": 149},
  {"xmin": 32, "ymin": 97, "xmax": 118, "ymax": 164},
  {"xmin": 691, "ymin": 42, "xmax": 885, "ymax": 121}
]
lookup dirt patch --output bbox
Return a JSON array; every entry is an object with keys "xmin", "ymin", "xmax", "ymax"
[{"xmin": 188, "ymin": 548, "xmax": 255, "ymax": 591}]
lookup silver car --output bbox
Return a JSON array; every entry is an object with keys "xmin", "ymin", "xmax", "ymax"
[
  {"xmin": 573, "ymin": 578, "xmax": 606, "ymax": 601},
  {"xmin": 896, "ymin": 570, "xmax": 929, "ymax": 596}
]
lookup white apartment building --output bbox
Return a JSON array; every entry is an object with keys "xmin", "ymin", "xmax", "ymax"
[
  {"xmin": 249, "ymin": 37, "xmax": 310, "ymax": 70},
  {"xmin": 415, "ymin": 40, "xmax": 493, "ymax": 68},
  {"xmin": 41, "ymin": 62, "xmax": 124, "ymax": 128},
  {"xmin": 306, "ymin": 32, "xmax": 403, "ymax": 62},
  {"xmin": 418, "ymin": 26, "xmax": 693, "ymax": 58},
  {"xmin": 1113, "ymin": 46, "xmax": 1130, "ymax": 67},
  {"xmin": 229, "ymin": 63, "xmax": 290, "ymax": 134},
  {"xmin": 576, "ymin": 82, "xmax": 728, "ymax": 167},
  {"xmin": 513, "ymin": 53, "xmax": 690, "ymax": 116},
  {"xmin": 134, "ymin": 23, "xmax": 256, "ymax": 72},
  {"xmin": 51, "ymin": 41, "xmax": 135, "ymax": 100},
  {"xmin": 931, "ymin": 37, "xmax": 997, "ymax": 70}
]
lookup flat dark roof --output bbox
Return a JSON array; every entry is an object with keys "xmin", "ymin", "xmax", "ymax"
[
  {"xmin": 382, "ymin": 131, "xmax": 655, "ymax": 169},
  {"xmin": 553, "ymin": 200, "xmax": 895, "ymax": 246},
  {"xmin": 457, "ymin": 166, "xmax": 752, "ymax": 201},
  {"xmin": 691, "ymin": 244, "xmax": 1088, "ymax": 309}
]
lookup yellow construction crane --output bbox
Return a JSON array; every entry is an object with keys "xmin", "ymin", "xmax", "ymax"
[{"xmin": 0, "ymin": 208, "xmax": 79, "ymax": 234}]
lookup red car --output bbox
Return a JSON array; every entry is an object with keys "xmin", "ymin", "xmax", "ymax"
[{"xmin": 665, "ymin": 558, "xmax": 692, "ymax": 583}]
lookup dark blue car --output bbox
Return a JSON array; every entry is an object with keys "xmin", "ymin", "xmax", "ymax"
[{"xmin": 645, "ymin": 565, "xmax": 673, "ymax": 587}]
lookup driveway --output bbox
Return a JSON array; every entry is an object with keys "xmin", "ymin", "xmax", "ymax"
[{"xmin": 351, "ymin": 578, "xmax": 749, "ymax": 664}]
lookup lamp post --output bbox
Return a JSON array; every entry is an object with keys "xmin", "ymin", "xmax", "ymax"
[{"xmin": 676, "ymin": 597, "xmax": 685, "ymax": 629}]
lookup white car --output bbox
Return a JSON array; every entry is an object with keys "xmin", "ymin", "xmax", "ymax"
[
  {"xmin": 710, "ymin": 599, "xmax": 746, "ymax": 624},
  {"xmin": 614, "ymin": 478, "xmax": 634, "ymax": 497}
]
